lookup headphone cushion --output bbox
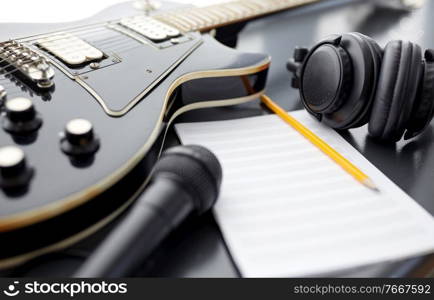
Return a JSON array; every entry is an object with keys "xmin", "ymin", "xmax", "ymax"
[
  {"xmin": 405, "ymin": 59, "xmax": 434, "ymax": 139},
  {"xmin": 348, "ymin": 33, "xmax": 383, "ymax": 127},
  {"xmin": 356, "ymin": 33, "xmax": 383, "ymax": 59},
  {"xmin": 369, "ymin": 40, "xmax": 423, "ymax": 141}
]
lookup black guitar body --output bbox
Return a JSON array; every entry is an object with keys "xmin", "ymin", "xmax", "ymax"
[{"xmin": 0, "ymin": 1, "xmax": 269, "ymax": 268}]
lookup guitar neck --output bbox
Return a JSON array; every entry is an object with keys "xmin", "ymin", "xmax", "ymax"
[{"xmin": 154, "ymin": 0, "xmax": 322, "ymax": 32}]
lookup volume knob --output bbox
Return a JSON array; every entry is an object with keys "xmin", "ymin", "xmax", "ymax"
[
  {"xmin": 2, "ymin": 97, "xmax": 42, "ymax": 133},
  {"xmin": 0, "ymin": 146, "xmax": 33, "ymax": 189},
  {"xmin": 61, "ymin": 118, "xmax": 100, "ymax": 156}
]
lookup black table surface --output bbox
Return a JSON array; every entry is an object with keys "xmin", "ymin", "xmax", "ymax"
[{"xmin": 10, "ymin": 0, "xmax": 434, "ymax": 277}]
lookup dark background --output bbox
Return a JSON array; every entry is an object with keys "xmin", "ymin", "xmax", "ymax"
[{"xmin": 8, "ymin": 0, "xmax": 434, "ymax": 277}]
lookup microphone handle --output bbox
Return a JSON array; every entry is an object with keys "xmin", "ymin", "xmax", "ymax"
[{"xmin": 74, "ymin": 177, "xmax": 194, "ymax": 277}]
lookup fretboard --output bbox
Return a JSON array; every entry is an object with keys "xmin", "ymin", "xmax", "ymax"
[{"xmin": 154, "ymin": 0, "xmax": 322, "ymax": 32}]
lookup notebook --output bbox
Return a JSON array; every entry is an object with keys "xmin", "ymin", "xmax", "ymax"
[{"xmin": 174, "ymin": 110, "xmax": 434, "ymax": 277}]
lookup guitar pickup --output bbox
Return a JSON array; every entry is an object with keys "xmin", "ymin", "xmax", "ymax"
[
  {"xmin": 37, "ymin": 33, "xmax": 104, "ymax": 66},
  {"xmin": 119, "ymin": 16, "xmax": 181, "ymax": 42}
]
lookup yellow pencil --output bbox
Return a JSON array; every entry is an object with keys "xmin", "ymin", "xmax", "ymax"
[{"xmin": 260, "ymin": 94, "xmax": 379, "ymax": 192}]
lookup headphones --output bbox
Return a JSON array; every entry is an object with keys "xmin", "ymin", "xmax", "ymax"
[{"xmin": 287, "ymin": 33, "xmax": 434, "ymax": 142}]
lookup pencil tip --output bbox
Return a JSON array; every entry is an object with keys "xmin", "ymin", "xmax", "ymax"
[{"xmin": 363, "ymin": 178, "xmax": 380, "ymax": 192}]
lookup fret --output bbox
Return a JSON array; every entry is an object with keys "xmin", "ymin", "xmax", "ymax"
[
  {"xmin": 196, "ymin": 7, "xmax": 220, "ymax": 24},
  {"xmin": 167, "ymin": 14, "xmax": 196, "ymax": 30},
  {"xmin": 246, "ymin": 0, "xmax": 274, "ymax": 12},
  {"xmin": 182, "ymin": 11, "xmax": 207, "ymax": 28},
  {"xmin": 224, "ymin": 3, "xmax": 252, "ymax": 17},
  {"xmin": 155, "ymin": 0, "xmax": 321, "ymax": 33},
  {"xmin": 212, "ymin": 5, "xmax": 238, "ymax": 21},
  {"xmin": 175, "ymin": 13, "xmax": 199, "ymax": 29},
  {"xmin": 206, "ymin": 6, "xmax": 232, "ymax": 23},
  {"xmin": 188, "ymin": 10, "xmax": 214, "ymax": 28},
  {"xmin": 158, "ymin": 15, "xmax": 190, "ymax": 32},
  {"xmin": 197, "ymin": 8, "xmax": 221, "ymax": 26},
  {"xmin": 238, "ymin": 2, "xmax": 262, "ymax": 13}
]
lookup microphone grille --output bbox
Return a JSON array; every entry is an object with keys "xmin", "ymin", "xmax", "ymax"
[{"xmin": 153, "ymin": 145, "xmax": 222, "ymax": 214}]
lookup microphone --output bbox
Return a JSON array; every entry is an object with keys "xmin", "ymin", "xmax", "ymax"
[{"xmin": 74, "ymin": 145, "xmax": 222, "ymax": 277}]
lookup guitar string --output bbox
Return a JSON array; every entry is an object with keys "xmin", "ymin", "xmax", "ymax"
[
  {"xmin": 106, "ymin": 43, "xmax": 144, "ymax": 54},
  {"xmin": 0, "ymin": 40, "xmax": 146, "ymax": 97},
  {"xmin": 0, "ymin": 30, "xmax": 109, "ymax": 58},
  {"xmin": 12, "ymin": 0, "xmax": 267, "ymax": 44},
  {"xmin": 0, "ymin": 59, "xmax": 44, "ymax": 77},
  {"xmin": 28, "ymin": 31, "xmax": 125, "ymax": 54},
  {"xmin": 4, "ymin": 29, "xmax": 123, "ymax": 56},
  {"xmin": 44, "ymin": 27, "xmax": 169, "ymax": 54},
  {"xmin": 0, "ymin": 49, "xmax": 144, "ymax": 98},
  {"xmin": 91, "ymin": 34, "xmax": 141, "ymax": 47},
  {"xmin": 0, "ymin": 33, "xmax": 142, "ymax": 76},
  {"xmin": 0, "ymin": 46, "xmax": 159, "ymax": 101},
  {"xmin": 0, "ymin": 3, "xmax": 301, "ymax": 98},
  {"xmin": 0, "ymin": 37, "xmax": 142, "ymax": 81},
  {"xmin": 1, "ymin": 14, "xmax": 188, "ymax": 64},
  {"xmin": 0, "ymin": 56, "xmax": 45, "ymax": 76},
  {"xmin": 0, "ymin": 73, "xmax": 39, "ymax": 96},
  {"xmin": 0, "ymin": 29, "xmax": 110, "ymax": 69},
  {"xmin": 21, "ymin": 20, "xmax": 166, "ymax": 47},
  {"xmin": 0, "ymin": 18, "xmax": 266, "ymax": 97},
  {"xmin": 0, "ymin": 38, "xmax": 144, "ymax": 79},
  {"xmin": 0, "ymin": 59, "xmax": 63, "ymax": 79},
  {"xmin": 2, "ymin": 1, "xmax": 293, "ymax": 56},
  {"xmin": 16, "ymin": 12, "xmax": 190, "ymax": 51},
  {"xmin": 0, "ymin": 21, "xmax": 180, "ymax": 77},
  {"xmin": 10, "ymin": 30, "xmax": 154, "ymax": 60},
  {"xmin": 22, "ymin": 26, "xmax": 110, "ymax": 43},
  {"xmin": 2, "ymin": 67, "xmax": 72, "ymax": 97},
  {"xmin": 30, "ymin": 35, "xmax": 133, "ymax": 59},
  {"xmin": 38, "ymin": 31, "xmax": 126, "ymax": 50},
  {"xmin": 0, "ymin": 16, "xmax": 195, "ymax": 89}
]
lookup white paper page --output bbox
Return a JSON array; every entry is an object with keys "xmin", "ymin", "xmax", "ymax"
[{"xmin": 175, "ymin": 110, "xmax": 434, "ymax": 277}]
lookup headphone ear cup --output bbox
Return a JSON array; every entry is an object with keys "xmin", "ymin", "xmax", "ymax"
[
  {"xmin": 368, "ymin": 40, "xmax": 423, "ymax": 142},
  {"xmin": 404, "ymin": 51, "xmax": 434, "ymax": 139},
  {"xmin": 315, "ymin": 33, "xmax": 382, "ymax": 129}
]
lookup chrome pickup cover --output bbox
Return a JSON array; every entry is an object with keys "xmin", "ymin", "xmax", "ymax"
[
  {"xmin": 37, "ymin": 33, "xmax": 104, "ymax": 66},
  {"xmin": 119, "ymin": 16, "xmax": 180, "ymax": 42},
  {"xmin": 0, "ymin": 41, "xmax": 55, "ymax": 88}
]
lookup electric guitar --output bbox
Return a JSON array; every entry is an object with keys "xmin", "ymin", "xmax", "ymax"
[{"xmin": 0, "ymin": 0, "xmax": 321, "ymax": 268}]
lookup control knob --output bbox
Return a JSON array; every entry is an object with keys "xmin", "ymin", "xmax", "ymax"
[
  {"xmin": 0, "ymin": 146, "xmax": 33, "ymax": 189},
  {"xmin": 2, "ymin": 97, "xmax": 42, "ymax": 133},
  {"xmin": 61, "ymin": 118, "xmax": 100, "ymax": 156}
]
